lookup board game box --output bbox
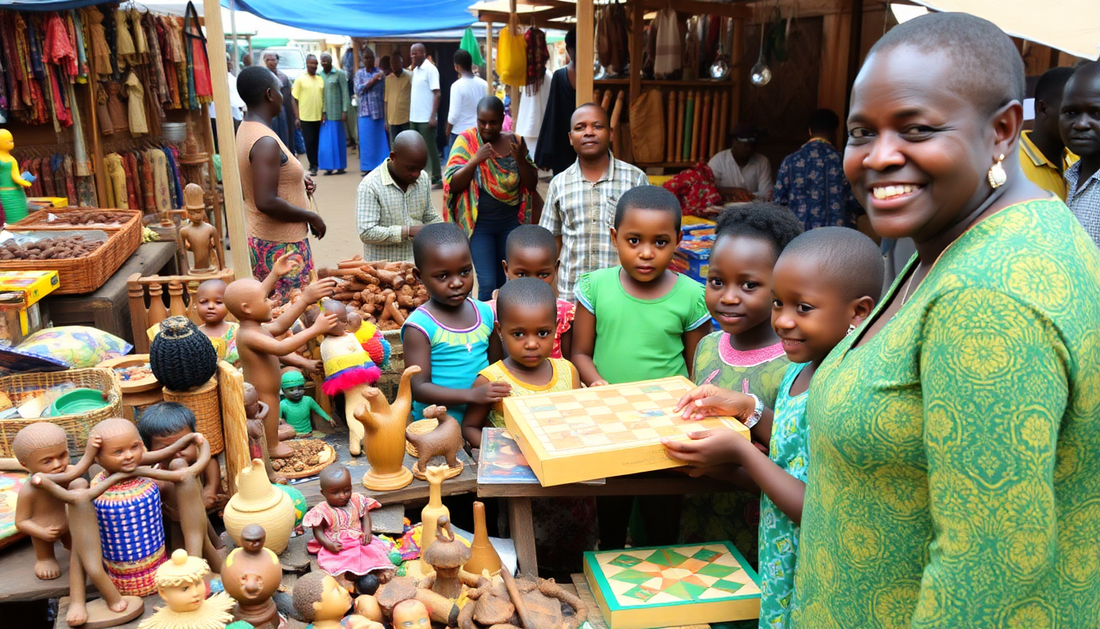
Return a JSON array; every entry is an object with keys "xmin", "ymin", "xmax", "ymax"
[
  {"xmin": 584, "ymin": 542, "xmax": 761, "ymax": 629},
  {"xmin": 502, "ymin": 376, "xmax": 749, "ymax": 486}
]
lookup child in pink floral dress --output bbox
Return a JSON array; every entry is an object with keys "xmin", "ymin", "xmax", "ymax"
[{"xmin": 304, "ymin": 465, "xmax": 394, "ymax": 584}]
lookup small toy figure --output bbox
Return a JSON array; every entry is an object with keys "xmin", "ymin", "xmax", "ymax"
[
  {"xmin": 405, "ymin": 405, "xmax": 464, "ymax": 480},
  {"xmin": 244, "ymin": 382, "xmax": 271, "ymax": 461},
  {"xmin": 12, "ymin": 423, "xmax": 102, "ymax": 580},
  {"xmin": 226, "ymin": 273, "xmax": 338, "ymax": 459},
  {"xmin": 317, "ymin": 299, "xmax": 381, "ymax": 456},
  {"xmin": 195, "ymin": 278, "xmax": 239, "ymax": 365},
  {"xmin": 304, "ymin": 465, "xmax": 395, "ymax": 588},
  {"xmin": 311, "ymin": 573, "xmax": 382, "ymax": 629},
  {"xmin": 137, "ymin": 549, "xmax": 235, "ymax": 629},
  {"xmin": 280, "ymin": 369, "xmax": 334, "ymax": 436},
  {"xmin": 392, "ymin": 599, "xmax": 430, "ymax": 629},
  {"xmin": 138, "ymin": 402, "xmax": 226, "ymax": 514},
  {"xmin": 0, "ymin": 129, "xmax": 33, "ymax": 224},
  {"xmin": 223, "ymin": 525, "xmax": 282, "ymax": 629},
  {"xmin": 179, "ymin": 184, "xmax": 220, "ymax": 275}
]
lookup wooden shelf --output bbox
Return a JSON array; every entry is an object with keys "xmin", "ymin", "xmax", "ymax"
[
  {"xmin": 642, "ymin": 79, "xmax": 736, "ymax": 87},
  {"xmin": 593, "ymin": 78, "xmax": 630, "ymax": 85}
]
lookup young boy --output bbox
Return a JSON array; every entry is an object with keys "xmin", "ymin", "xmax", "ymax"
[{"xmin": 137, "ymin": 402, "xmax": 225, "ymax": 513}]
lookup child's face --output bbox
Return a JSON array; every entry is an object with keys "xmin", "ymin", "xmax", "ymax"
[
  {"xmin": 771, "ymin": 255, "xmax": 858, "ymax": 365},
  {"xmin": 161, "ymin": 579, "xmax": 207, "ymax": 613},
  {"xmin": 496, "ymin": 303, "xmax": 557, "ymax": 370},
  {"xmin": 97, "ymin": 429, "xmax": 146, "ymax": 473},
  {"xmin": 23, "ymin": 442, "xmax": 70, "ymax": 475},
  {"xmin": 320, "ymin": 472, "xmax": 353, "ymax": 508},
  {"xmin": 283, "ymin": 384, "xmax": 306, "ymax": 403},
  {"xmin": 503, "ymin": 248, "xmax": 559, "ymax": 292},
  {"xmin": 611, "ymin": 208, "xmax": 681, "ymax": 283},
  {"xmin": 706, "ymin": 235, "xmax": 777, "ymax": 336},
  {"xmin": 197, "ymin": 285, "xmax": 228, "ymax": 325},
  {"xmin": 150, "ymin": 428, "xmax": 197, "ymax": 465},
  {"xmin": 415, "ymin": 244, "xmax": 474, "ymax": 307}
]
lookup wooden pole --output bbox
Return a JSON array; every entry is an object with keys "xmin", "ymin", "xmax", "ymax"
[
  {"xmin": 486, "ymin": 22, "xmax": 495, "ymax": 97},
  {"xmin": 675, "ymin": 90, "xmax": 685, "ymax": 164},
  {"xmin": 691, "ymin": 90, "xmax": 704, "ymax": 161},
  {"xmin": 202, "ymin": 0, "xmax": 250, "ymax": 275},
  {"xmin": 628, "ymin": 1, "xmax": 644, "ymax": 106},
  {"xmin": 710, "ymin": 90, "xmax": 722, "ymax": 160},
  {"xmin": 666, "ymin": 91, "xmax": 676, "ymax": 162},
  {"xmin": 576, "ymin": 0, "xmax": 595, "ymax": 106}
]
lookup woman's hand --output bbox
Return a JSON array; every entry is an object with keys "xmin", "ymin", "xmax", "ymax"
[
  {"xmin": 510, "ymin": 136, "xmax": 528, "ymax": 161},
  {"xmin": 309, "ymin": 214, "xmax": 328, "ymax": 239},
  {"xmin": 674, "ymin": 384, "xmax": 756, "ymax": 421},
  {"xmin": 473, "ymin": 142, "xmax": 495, "ymax": 165},
  {"xmin": 304, "ymin": 175, "xmax": 316, "ymax": 196},
  {"xmin": 663, "ymin": 428, "xmax": 753, "ymax": 468}
]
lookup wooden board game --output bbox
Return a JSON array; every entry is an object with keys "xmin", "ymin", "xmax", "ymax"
[
  {"xmin": 583, "ymin": 542, "xmax": 761, "ymax": 629},
  {"xmin": 502, "ymin": 376, "xmax": 749, "ymax": 486}
]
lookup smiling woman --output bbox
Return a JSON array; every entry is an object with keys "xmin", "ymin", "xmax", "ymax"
[{"xmin": 791, "ymin": 13, "xmax": 1100, "ymax": 628}]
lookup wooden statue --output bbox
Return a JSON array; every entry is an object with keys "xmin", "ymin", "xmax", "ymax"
[
  {"xmin": 179, "ymin": 184, "xmax": 220, "ymax": 276},
  {"xmin": 420, "ymin": 516, "xmax": 471, "ymax": 600},
  {"xmin": 223, "ymin": 525, "xmax": 282, "ymax": 629},
  {"xmin": 226, "ymin": 274, "xmax": 338, "ymax": 459},
  {"xmin": 352, "ymin": 365, "xmax": 420, "ymax": 490},
  {"xmin": 405, "ymin": 405, "xmax": 464, "ymax": 481},
  {"xmin": 12, "ymin": 423, "xmax": 102, "ymax": 580},
  {"xmin": 317, "ymin": 299, "xmax": 381, "ymax": 456},
  {"xmin": 137, "ymin": 549, "xmax": 235, "ymax": 629},
  {"xmin": 418, "ymin": 464, "xmax": 450, "ymax": 576}
]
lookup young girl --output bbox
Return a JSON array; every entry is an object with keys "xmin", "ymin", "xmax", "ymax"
[
  {"xmin": 303, "ymin": 465, "xmax": 395, "ymax": 589},
  {"xmin": 680, "ymin": 202, "xmax": 803, "ymax": 567},
  {"xmin": 403, "ymin": 223, "xmax": 505, "ymax": 424},
  {"xmin": 665, "ymin": 227, "xmax": 883, "ymax": 629}
]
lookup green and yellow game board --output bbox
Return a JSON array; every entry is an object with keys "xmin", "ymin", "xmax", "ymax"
[{"xmin": 584, "ymin": 541, "xmax": 761, "ymax": 629}]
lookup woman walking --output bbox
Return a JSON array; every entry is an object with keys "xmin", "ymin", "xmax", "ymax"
[{"xmin": 355, "ymin": 47, "xmax": 388, "ymax": 175}]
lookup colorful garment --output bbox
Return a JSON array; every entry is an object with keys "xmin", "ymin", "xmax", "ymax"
[
  {"xmin": 355, "ymin": 67, "xmax": 385, "ymax": 119},
  {"xmin": 401, "ymin": 299, "xmax": 494, "ymax": 424},
  {"xmin": 575, "ymin": 266, "xmax": 710, "ymax": 384},
  {"xmin": 478, "ymin": 357, "xmax": 577, "ymax": 427},
  {"xmin": 681, "ymin": 332, "xmax": 789, "ymax": 568},
  {"xmin": 248, "ymin": 236, "xmax": 313, "ymax": 303},
  {"xmin": 304, "ymin": 493, "xmax": 394, "ymax": 576},
  {"xmin": 662, "ymin": 162, "xmax": 722, "ymax": 217},
  {"xmin": 488, "ymin": 298, "xmax": 575, "ymax": 359},
  {"xmin": 321, "ymin": 68, "xmax": 349, "ymax": 120},
  {"xmin": 320, "ymin": 332, "xmax": 380, "ymax": 396},
  {"xmin": 0, "ymin": 158, "xmax": 29, "ymax": 223},
  {"xmin": 92, "ymin": 473, "xmax": 166, "ymax": 597},
  {"xmin": 205, "ymin": 321, "xmax": 238, "ymax": 365},
  {"xmin": 292, "ymin": 73, "xmax": 324, "ymax": 122},
  {"xmin": 792, "ymin": 199, "xmax": 1100, "ymax": 628},
  {"xmin": 443, "ymin": 127, "xmax": 535, "ymax": 235},
  {"xmin": 772, "ymin": 138, "xmax": 862, "ymax": 230},
  {"xmin": 758, "ymin": 362, "xmax": 809, "ymax": 629}
]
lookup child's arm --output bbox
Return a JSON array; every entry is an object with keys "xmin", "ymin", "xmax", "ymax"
[
  {"xmin": 664, "ymin": 429, "xmax": 805, "ymax": 525},
  {"xmin": 280, "ymin": 351, "xmax": 322, "ymax": 375},
  {"xmin": 249, "ymin": 312, "xmax": 339, "ymax": 357},
  {"xmin": 461, "ymin": 375, "xmax": 493, "ymax": 448},
  {"xmin": 133, "ymin": 438, "xmax": 211, "ymax": 484},
  {"xmin": 570, "ymin": 306, "xmax": 606, "ymax": 386},
  {"xmin": 558, "ymin": 327, "xmax": 573, "ymax": 364},
  {"xmin": 260, "ymin": 253, "xmax": 300, "ymax": 300},
  {"xmin": 681, "ymin": 322, "xmax": 713, "ymax": 381},
  {"xmin": 361, "ymin": 504, "xmax": 373, "ymax": 544},
  {"xmin": 266, "ymin": 278, "xmax": 338, "ymax": 336},
  {"xmin": 140, "ymin": 432, "xmax": 201, "ymax": 466},
  {"xmin": 487, "ymin": 328, "xmax": 503, "ymax": 364},
  {"xmin": 568, "ymin": 362, "xmax": 581, "ymax": 390},
  {"xmin": 307, "ymin": 397, "xmax": 336, "ymax": 426},
  {"xmin": 313, "ymin": 523, "xmax": 342, "ymax": 553},
  {"xmin": 50, "ymin": 434, "xmax": 104, "ymax": 483},
  {"xmin": 404, "ymin": 327, "xmax": 511, "ymax": 408},
  {"xmin": 674, "ymin": 384, "xmax": 776, "ymax": 445},
  {"xmin": 201, "ymin": 458, "xmax": 224, "ymax": 509}
]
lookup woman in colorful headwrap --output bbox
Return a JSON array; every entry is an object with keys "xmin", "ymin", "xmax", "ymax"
[
  {"xmin": 444, "ymin": 95, "xmax": 539, "ymax": 300},
  {"xmin": 315, "ymin": 300, "xmax": 380, "ymax": 456}
]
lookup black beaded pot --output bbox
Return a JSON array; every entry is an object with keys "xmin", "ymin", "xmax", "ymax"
[{"xmin": 149, "ymin": 316, "xmax": 218, "ymax": 391}]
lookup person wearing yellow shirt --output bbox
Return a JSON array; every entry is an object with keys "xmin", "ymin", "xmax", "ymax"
[
  {"xmin": 1019, "ymin": 66, "xmax": 1077, "ymax": 199},
  {"xmin": 293, "ymin": 55, "xmax": 326, "ymax": 177}
]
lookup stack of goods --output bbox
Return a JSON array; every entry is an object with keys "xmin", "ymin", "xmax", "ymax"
[
  {"xmin": 317, "ymin": 257, "xmax": 429, "ymax": 332},
  {"xmin": 670, "ymin": 217, "xmax": 715, "ymax": 283}
]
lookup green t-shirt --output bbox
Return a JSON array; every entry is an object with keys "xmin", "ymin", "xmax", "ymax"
[{"xmin": 575, "ymin": 267, "xmax": 710, "ymax": 384}]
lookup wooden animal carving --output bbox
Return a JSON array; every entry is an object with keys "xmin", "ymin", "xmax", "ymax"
[{"xmin": 405, "ymin": 405, "xmax": 463, "ymax": 475}]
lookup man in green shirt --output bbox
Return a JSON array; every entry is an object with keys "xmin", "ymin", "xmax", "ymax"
[{"xmin": 318, "ymin": 52, "xmax": 350, "ymax": 175}]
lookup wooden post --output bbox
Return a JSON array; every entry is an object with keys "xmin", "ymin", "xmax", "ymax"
[
  {"xmin": 629, "ymin": 0, "xmax": 644, "ymax": 106},
  {"xmin": 576, "ymin": 0, "xmax": 595, "ymax": 106},
  {"xmin": 219, "ymin": 361, "xmax": 248, "ymax": 497},
  {"xmin": 203, "ymin": 0, "xmax": 251, "ymax": 276},
  {"xmin": 486, "ymin": 22, "xmax": 495, "ymax": 97},
  {"xmin": 819, "ymin": 0, "xmax": 853, "ymax": 144}
]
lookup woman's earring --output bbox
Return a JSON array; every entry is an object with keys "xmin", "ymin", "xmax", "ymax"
[
  {"xmin": 846, "ymin": 324, "xmax": 857, "ymax": 336},
  {"xmin": 988, "ymin": 154, "xmax": 1007, "ymax": 189}
]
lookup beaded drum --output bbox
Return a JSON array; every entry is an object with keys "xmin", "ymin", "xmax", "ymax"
[{"xmin": 92, "ymin": 473, "xmax": 167, "ymax": 596}]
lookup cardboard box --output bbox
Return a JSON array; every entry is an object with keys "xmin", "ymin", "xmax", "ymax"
[
  {"xmin": 0, "ymin": 271, "xmax": 59, "ymax": 346},
  {"xmin": 502, "ymin": 376, "xmax": 749, "ymax": 486}
]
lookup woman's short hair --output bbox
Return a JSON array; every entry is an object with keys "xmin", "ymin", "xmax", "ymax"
[{"xmin": 237, "ymin": 65, "xmax": 280, "ymax": 107}]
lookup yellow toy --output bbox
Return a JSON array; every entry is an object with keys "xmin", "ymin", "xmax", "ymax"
[
  {"xmin": 0, "ymin": 129, "xmax": 33, "ymax": 224},
  {"xmin": 138, "ymin": 549, "xmax": 235, "ymax": 629}
]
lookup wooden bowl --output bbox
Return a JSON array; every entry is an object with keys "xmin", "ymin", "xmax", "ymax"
[
  {"xmin": 405, "ymin": 418, "xmax": 438, "ymax": 457},
  {"xmin": 98, "ymin": 355, "xmax": 159, "ymax": 393}
]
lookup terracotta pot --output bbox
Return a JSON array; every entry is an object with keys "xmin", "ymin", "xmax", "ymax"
[
  {"xmin": 224, "ymin": 459, "xmax": 295, "ymax": 553},
  {"xmin": 463, "ymin": 501, "xmax": 502, "ymax": 577}
]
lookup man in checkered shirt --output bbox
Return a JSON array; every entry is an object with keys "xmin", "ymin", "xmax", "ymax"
[
  {"xmin": 1062, "ymin": 63, "xmax": 1100, "ymax": 250},
  {"xmin": 539, "ymin": 104, "xmax": 649, "ymax": 302}
]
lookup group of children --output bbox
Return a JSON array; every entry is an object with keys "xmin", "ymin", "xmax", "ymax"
[{"xmin": 402, "ymin": 185, "xmax": 884, "ymax": 627}]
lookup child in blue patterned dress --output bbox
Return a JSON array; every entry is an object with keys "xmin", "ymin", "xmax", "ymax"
[
  {"xmin": 402, "ymin": 222, "xmax": 505, "ymax": 424},
  {"xmin": 664, "ymin": 227, "xmax": 883, "ymax": 629}
]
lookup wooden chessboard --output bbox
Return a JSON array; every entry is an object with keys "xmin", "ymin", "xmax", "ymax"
[{"xmin": 503, "ymin": 376, "xmax": 749, "ymax": 486}]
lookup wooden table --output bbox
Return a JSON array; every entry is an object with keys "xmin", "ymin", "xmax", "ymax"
[
  {"xmin": 0, "ymin": 542, "xmax": 87, "ymax": 603},
  {"xmin": 479, "ymin": 473, "xmax": 731, "ymax": 577},
  {"xmin": 45, "ymin": 242, "xmax": 177, "ymax": 344}
]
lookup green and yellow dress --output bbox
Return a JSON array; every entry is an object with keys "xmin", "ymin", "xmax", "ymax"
[
  {"xmin": 0, "ymin": 158, "xmax": 29, "ymax": 224},
  {"xmin": 792, "ymin": 199, "xmax": 1100, "ymax": 628}
]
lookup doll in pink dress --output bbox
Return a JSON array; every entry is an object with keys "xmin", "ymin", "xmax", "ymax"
[{"xmin": 304, "ymin": 465, "xmax": 395, "ymax": 589}]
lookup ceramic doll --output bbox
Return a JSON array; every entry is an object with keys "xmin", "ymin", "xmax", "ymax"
[
  {"xmin": 308, "ymin": 573, "xmax": 381, "ymax": 629},
  {"xmin": 316, "ymin": 299, "xmax": 381, "ymax": 456},
  {"xmin": 195, "ymin": 278, "xmax": 239, "ymax": 365},
  {"xmin": 179, "ymin": 184, "xmax": 220, "ymax": 275},
  {"xmin": 304, "ymin": 465, "xmax": 395, "ymax": 588},
  {"xmin": 223, "ymin": 525, "xmax": 282, "ymax": 629},
  {"xmin": 137, "ymin": 549, "xmax": 235, "ymax": 629},
  {"xmin": 280, "ymin": 369, "xmax": 334, "ymax": 436}
]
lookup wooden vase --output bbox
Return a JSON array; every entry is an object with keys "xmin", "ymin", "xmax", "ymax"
[
  {"xmin": 353, "ymin": 366, "xmax": 419, "ymax": 491},
  {"xmin": 419, "ymin": 464, "xmax": 451, "ymax": 574},
  {"xmin": 224, "ymin": 459, "xmax": 295, "ymax": 554},
  {"xmin": 463, "ymin": 501, "xmax": 502, "ymax": 577}
]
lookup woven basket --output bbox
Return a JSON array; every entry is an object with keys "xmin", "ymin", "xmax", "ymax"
[
  {"xmin": 10, "ymin": 208, "xmax": 142, "ymax": 252},
  {"xmin": 0, "ymin": 368, "xmax": 123, "ymax": 458},
  {"xmin": 0, "ymin": 221, "xmax": 141, "ymax": 295},
  {"xmin": 163, "ymin": 377, "xmax": 223, "ymax": 455}
]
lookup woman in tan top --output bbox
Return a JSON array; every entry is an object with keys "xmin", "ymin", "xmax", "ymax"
[{"xmin": 235, "ymin": 66, "xmax": 328, "ymax": 301}]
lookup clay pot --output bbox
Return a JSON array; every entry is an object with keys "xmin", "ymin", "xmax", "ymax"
[
  {"xmin": 224, "ymin": 459, "xmax": 295, "ymax": 553},
  {"xmin": 463, "ymin": 501, "xmax": 502, "ymax": 577}
]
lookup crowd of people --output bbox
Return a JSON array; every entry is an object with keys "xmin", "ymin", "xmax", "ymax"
[{"xmin": 225, "ymin": 12, "xmax": 1100, "ymax": 628}]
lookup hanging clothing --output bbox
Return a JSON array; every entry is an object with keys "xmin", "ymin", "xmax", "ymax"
[
  {"xmin": 114, "ymin": 10, "xmax": 136, "ymax": 70},
  {"xmin": 139, "ymin": 152, "xmax": 155, "ymax": 212},
  {"xmin": 142, "ymin": 13, "xmax": 168, "ymax": 105},
  {"xmin": 122, "ymin": 152, "xmax": 139, "ymax": 209},
  {"xmin": 130, "ymin": 9, "xmax": 148, "ymax": 60},
  {"xmin": 84, "ymin": 7, "xmax": 111, "ymax": 79},
  {"xmin": 148, "ymin": 149, "xmax": 171, "ymax": 213},
  {"xmin": 105, "ymin": 153, "xmax": 126, "ymax": 208},
  {"xmin": 70, "ymin": 10, "xmax": 88, "ymax": 79},
  {"xmin": 524, "ymin": 27, "xmax": 549, "ymax": 94},
  {"xmin": 43, "ymin": 12, "xmax": 77, "ymax": 78},
  {"xmin": 533, "ymin": 67, "xmax": 576, "ymax": 175},
  {"xmin": 124, "ymin": 72, "xmax": 148, "ymax": 135}
]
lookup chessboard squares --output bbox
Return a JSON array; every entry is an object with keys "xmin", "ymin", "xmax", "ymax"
[
  {"xmin": 591, "ymin": 414, "xmax": 621, "ymax": 425},
  {"xmin": 692, "ymin": 548, "xmax": 722, "ymax": 562},
  {"xmin": 608, "ymin": 404, "xmax": 634, "ymax": 413},
  {"xmin": 623, "ymin": 394, "xmax": 650, "ymax": 403},
  {"xmin": 600, "ymin": 396, "xmax": 630, "ymax": 406},
  {"xmin": 606, "ymin": 431, "xmax": 637, "ymax": 444},
  {"xmin": 608, "ymin": 554, "xmax": 644, "ymax": 568}
]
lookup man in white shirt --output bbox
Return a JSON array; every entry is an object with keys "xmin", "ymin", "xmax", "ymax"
[
  {"xmin": 707, "ymin": 122, "xmax": 773, "ymax": 199},
  {"xmin": 445, "ymin": 49, "xmax": 488, "ymax": 162},
  {"xmin": 409, "ymin": 43, "xmax": 442, "ymax": 186}
]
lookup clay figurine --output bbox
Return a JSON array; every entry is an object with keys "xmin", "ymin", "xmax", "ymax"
[
  {"xmin": 304, "ymin": 465, "xmax": 395, "ymax": 589},
  {"xmin": 318, "ymin": 299, "xmax": 381, "ymax": 456},
  {"xmin": 351, "ymin": 366, "xmax": 420, "ymax": 491},
  {"xmin": 245, "ymin": 382, "xmax": 272, "ymax": 461},
  {"xmin": 138, "ymin": 549, "xmax": 235, "ymax": 629},
  {"xmin": 280, "ymin": 369, "xmax": 334, "ymax": 436},
  {"xmin": 456, "ymin": 572, "xmax": 588, "ymax": 629},
  {"xmin": 405, "ymin": 405, "xmax": 464, "ymax": 481},
  {"xmin": 292, "ymin": 571, "xmax": 378, "ymax": 629},
  {"xmin": 223, "ymin": 525, "xmax": 282, "ymax": 629},
  {"xmin": 464, "ymin": 501, "xmax": 502, "ymax": 577},
  {"xmin": 417, "ymin": 463, "xmax": 451, "ymax": 576},
  {"xmin": 421, "ymin": 516, "xmax": 471, "ymax": 600},
  {"xmin": 179, "ymin": 183, "xmax": 220, "ymax": 275},
  {"xmin": 223, "ymin": 458, "xmax": 296, "ymax": 554},
  {"xmin": 195, "ymin": 278, "xmax": 240, "ymax": 365},
  {"xmin": 0, "ymin": 129, "xmax": 33, "ymax": 224},
  {"xmin": 226, "ymin": 271, "xmax": 338, "ymax": 459},
  {"xmin": 375, "ymin": 577, "xmax": 462, "ymax": 627},
  {"xmin": 392, "ymin": 600, "xmax": 431, "ymax": 629},
  {"xmin": 12, "ymin": 423, "xmax": 102, "ymax": 580}
]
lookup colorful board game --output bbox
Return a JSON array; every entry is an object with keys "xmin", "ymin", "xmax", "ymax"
[
  {"xmin": 584, "ymin": 542, "xmax": 761, "ymax": 629},
  {"xmin": 502, "ymin": 376, "xmax": 749, "ymax": 486}
]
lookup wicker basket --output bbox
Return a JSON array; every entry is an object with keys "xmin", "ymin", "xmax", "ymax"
[
  {"xmin": 0, "ymin": 368, "xmax": 123, "ymax": 458},
  {"xmin": 0, "ymin": 224, "xmax": 142, "ymax": 295},
  {"xmin": 163, "ymin": 377, "xmax": 223, "ymax": 455},
  {"xmin": 10, "ymin": 208, "xmax": 142, "ymax": 253}
]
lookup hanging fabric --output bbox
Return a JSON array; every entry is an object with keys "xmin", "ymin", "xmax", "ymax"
[
  {"xmin": 629, "ymin": 89, "xmax": 665, "ymax": 163},
  {"xmin": 183, "ymin": 2, "xmax": 213, "ymax": 106},
  {"xmin": 653, "ymin": 7, "xmax": 682, "ymax": 79},
  {"xmin": 524, "ymin": 27, "xmax": 549, "ymax": 95},
  {"xmin": 497, "ymin": 16, "xmax": 527, "ymax": 88},
  {"xmin": 459, "ymin": 27, "xmax": 485, "ymax": 66}
]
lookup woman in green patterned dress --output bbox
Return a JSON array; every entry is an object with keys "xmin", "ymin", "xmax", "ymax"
[{"xmin": 791, "ymin": 13, "xmax": 1100, "ymax": 628}]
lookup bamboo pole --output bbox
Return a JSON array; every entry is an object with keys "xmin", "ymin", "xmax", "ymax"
[
  {"xmin": 82, "ymin": 51, "xmax": 107, "ymax": 208},
  {"xmin": 666, "ymin": 91, "xmax": 676, "ymax": 162},
  {"xmin": 576, "ymin": 0, "xmax": 595, "ymax": 105},
  {"xmin": 691, "ymin": 90, "xmax": 704, "ymax": 162},
  {"xmin": 486, "ymin": 22, "xmax": 495, "ymax": 96},
  {"xmin": 675, "ymin": 90, "xmax": 685, "ymax": 164}
]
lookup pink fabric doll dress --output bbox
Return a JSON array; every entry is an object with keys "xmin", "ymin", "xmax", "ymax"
[{"xmin": 303, "ymin": 493, "xmax": 395, "ymax": 576}]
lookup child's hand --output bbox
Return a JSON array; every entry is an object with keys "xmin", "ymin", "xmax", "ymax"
[
  {"xmin": 303, "ymin": 358, "xmax": 324, "ymax": 375},
  {"xmin": 674, "ymin": 385, "xmax": 756, "ymax": 421},
  {"xmin": 589, "ymin": 379, "xmax": 609, "ymax": 387},
  {"xmin": 362, "ymin": 529, "xmax": 373, "ymax": 545},
  {"xmin": 663, "ymin": 428, "xmax": 752, "ymax": 468},
  {"xmin": 470, "ymin": 381, "xmax": 512, "ymax": 404},
  {"xmin": 271, "ymin": 253, "xmax": 302, "ymax": 278},
  {"xmin": 326, "ymin": 538, "xmax": 344, "ymax": 553},
  {"xmin": 311, "ymin": 311, "xmax": 340, "ymax": 335},
  {"xmin": 302, "ymin": 277, "xmax": 338, "ymax": 303},
  {"xmin": 86, "ymin": 434, "xmax": 103, "ymax": 452}
]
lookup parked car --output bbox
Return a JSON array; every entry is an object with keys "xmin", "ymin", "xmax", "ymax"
[{"xmin": 262, "ymin": 46, "xmax": 308, "ymax": 83}]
